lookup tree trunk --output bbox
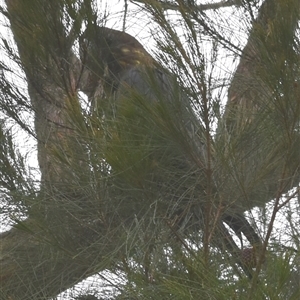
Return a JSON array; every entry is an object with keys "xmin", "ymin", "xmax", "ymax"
[
  {"xmin": 216, "ymin": 0, "xmax": 300, "ymax": 212},
  {"xmin": 0, "ymin": 1, "xmax": 113, "ymax": 299}
]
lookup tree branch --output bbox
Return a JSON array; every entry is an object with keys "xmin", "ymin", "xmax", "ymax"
[{"xmin": 131, "ymin": 0, "xmax": 243, "ymax": 11}]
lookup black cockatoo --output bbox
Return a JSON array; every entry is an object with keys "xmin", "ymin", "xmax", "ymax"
[{"xmin": 79, "ymin": 25, "xmax": 262, "ymax": 276}]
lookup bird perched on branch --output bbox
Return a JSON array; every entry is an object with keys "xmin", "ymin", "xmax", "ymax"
[
  {"xmin": 79, "ymin": 26, "xmax": 154, "ymax": 101},
  {"xmin": 78, "ymin": 25, "xmax": 262, "ymax": 277}
]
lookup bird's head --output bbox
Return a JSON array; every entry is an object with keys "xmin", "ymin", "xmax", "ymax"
[{"xmin": 80, "ymin": 26, "xmax": 153, "ymax": 82}]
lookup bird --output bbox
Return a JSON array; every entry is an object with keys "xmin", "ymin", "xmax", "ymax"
[
  {"xmin": 79, "ymin": 26, "xmax": 154, "ymax": 101},
  {"xmin": 78, "ymin": 25, "xmax": 262, "ymax": 277}
]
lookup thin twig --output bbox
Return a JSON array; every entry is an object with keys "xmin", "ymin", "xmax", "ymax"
[
  {"xmin": 131, "ymin": 0, "xmax": 242, "ymax": 12},
  {"xmin": 276, "ymin": 186, "xmax": 300, "ymax": 211},
  {"xmin": 123, "ymin": 0, "xmax": 128, "ymax": 32},
  {"xmin": 247, "ymin": 168, "xmax": 290, "ymax": 299}
]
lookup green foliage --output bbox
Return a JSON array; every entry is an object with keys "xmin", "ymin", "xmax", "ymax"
[{"xmin": 0, "ymin": 0, "xmax": 300, "ymax": 299}]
